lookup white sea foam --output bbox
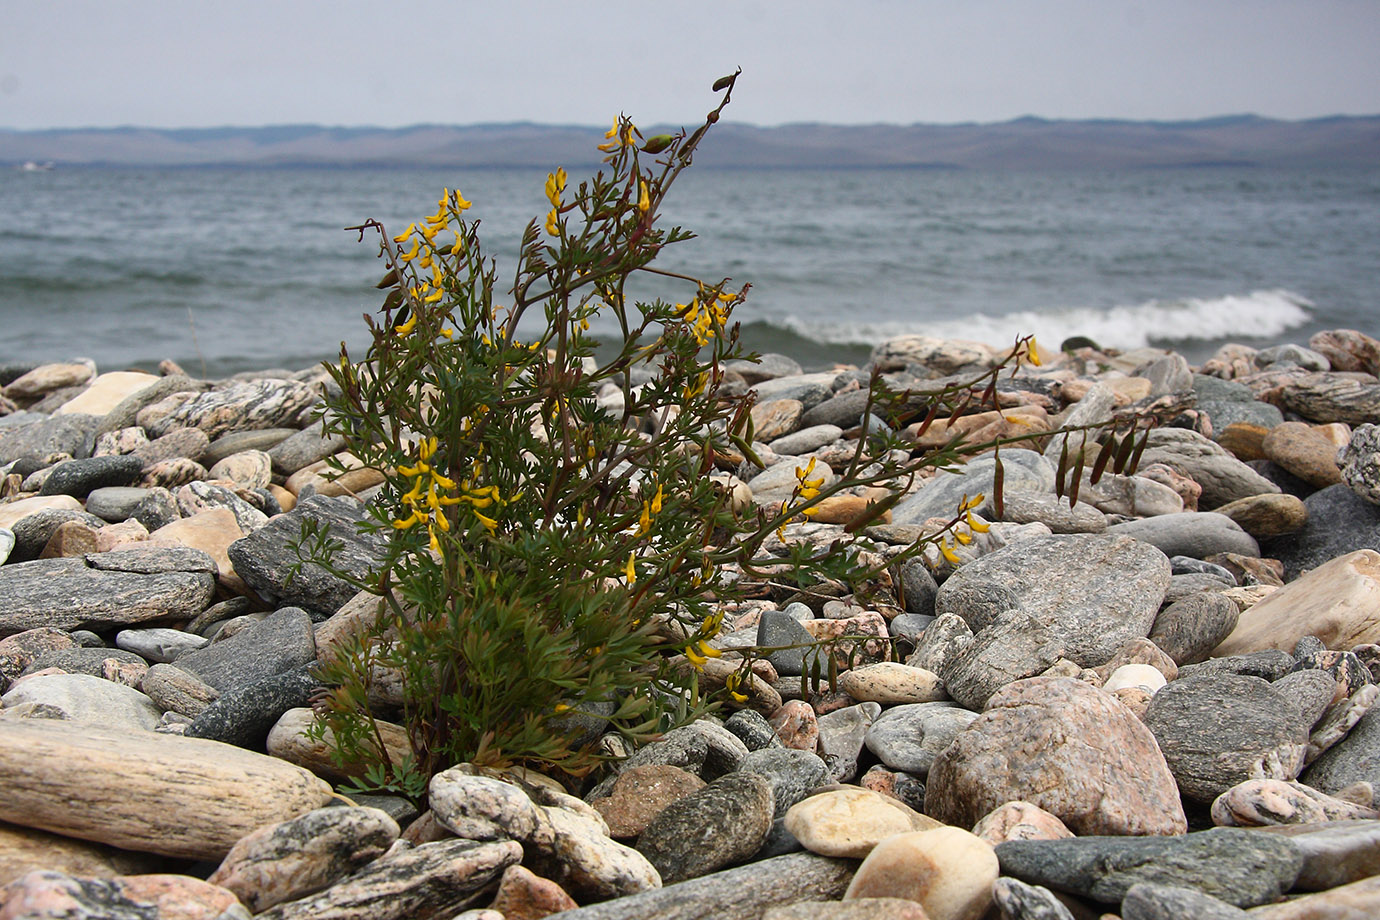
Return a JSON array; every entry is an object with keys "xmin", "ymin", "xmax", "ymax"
[{"xmin": 780, "ymin": 288, "xmax": 1315, "ymax": 351}]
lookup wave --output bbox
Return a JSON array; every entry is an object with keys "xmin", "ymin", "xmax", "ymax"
[{"xmin": 769, "ymin": 289, "xmax": 1315, "ymax": 352}]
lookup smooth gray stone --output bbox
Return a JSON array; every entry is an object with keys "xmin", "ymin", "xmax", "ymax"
[
  {"xmin": 184, "ymin": 663, "xmax": 324, "ymax": 748},
  {"xmin": 172, "ymin": 606, "xmax": 316, "ymax": 692},
  {"xmin": 993, "ymin": 877, "xmax": 1076, "ymax": 920},
  {"xmin": 228, "ymin": 495, "xmax": 389, "ymax": 617},
  {"xmin": 798, "ymin": 389, "xmax": 870, "ymax": 429},
  {"xmin": 0, "ymin": 412, "xmax": 101, "ymax": 463},
  {"xmin": 1143, "ymin": 673, "xmax": 1309, "ymax": 805},
  {"xmin": 636, "ymin": 772, "xmax": 774, "ymax": 884},
  {"xmin": 38, "ymin": 454, "xmax": 144, "ymax": 498},
  {"xmin": 815, "ymin": 702, "xmax": 881, "ymax": 783},
  {"xmin": 934, "ymin": 533, "xmax": 1170, "ymax": 667},
  {"xmin": 888, "ymin": 613, "xmax": 934, "ymax": 647},
  {"xmin": 1178, "ymin": 649, "xmax": 1298, "ymax": 682},
  {"xmin": 84, "ymin": 486, "xmax": 153, "ymax": 523},
  {"xmin": 1000, "ymin": 492, "xmax": 1107, "ymax": 534},
  {"xmin": 749, "ymin": 373, "xmax": 838, "ymax": 410},
  {"xmin": 737, "ymin": 747, "xmax": 830, "ymax": 819},
  {"xmin": 1263, "ymin": 484, "xmax": 1380, "ymax": 581},
  {"xmin": 0, "ymin": 528, "xmax": 12, "ymax": 566},
  {"xmin": 1, "ymin": 672, "xmax": 161, "ymax": 732},
  {"xmin": 86, "ymin": 545, "xmax": 216, "ymax": 575},
  {"xmin": 0, "ymin": 555, "xmax": 215, "ymax": 638},
  {"xmin": 619, "ymin": 720, "xmax": 749, "ymax": 782},
  {"xmin": 726, "ymin": 353, "xmax": 804, "ymax": 385},
  {"xmin": 769, "ymin": 424, "xmax": 842, "ymax": 456},
  {"xmin": 940, "ymin": 609, "xmax": 1065, "ymax": 710},
  {"xmin": 905, "ymin": 612, "xmax": 973, "ymax": 675},
  {"xmin": 527, "ymin": 851, "xmax": 854, "ymax": 920},
  {"xmin": 897, "ymin": 560, "xmax": 938, "ymax": 617},
  {"xmin": 724, "ymin": 709, "xmax": 784, "ymax": 752},
  {"xmin": 1120, "ymin": 882, "xmax": 1248, "ymax": 920},
  {"xmin": 1169, "ymin": 556, "xmax": 1237, "ymax": 581},
  {"xmin": 893, "ymin": 448, "xmax": 1054, "ymax": 525},
  {"xmin": 1303, "ymin": 706, "xmax": 1380, "ymax": 795},
  {"xmin": 1272, "ymin": 668, "xmax": 1340, "ymax": 731},
  {"xmin": 1148, "ymin": 592, "xmax": 1241, "ymax": 666},
  {"xmin": 994, "ymin": 827, "xmax": 1303, "ymax": 907},
  {"xmin": 1138, "ymin": 427, "xmax": 1281, "ymax": 510},
  {"xmin": 1193, "ymin": 374, "xmax": 1284, "ymax": 434},
  {"xmin": 23, "ymin": 647, "xmax": 146, "ymax": 678},
  {"xmin": 864, "ymin": 701, "xmax": 978, "ymax": 777},
  {"xmin": 1108, "ymin": 512, "xmax": 1259, "ymax": 559},
  {"xmin": 267, "ymin": 419, "xmax": 347, "ymax": 475},
  {"xmin": 1258, "ymin": 343, "xmax": 1331, "ymax": 371},
  {"xmin": 6, "ymin": 508, "xmax": 106, "ymax": 563},
  {"xmin": 757, "ymin": 610, "xmax": 823, "ymax": 677},
  {"xmin": 114, "ymin": 627, "xmax": 208, "ymax": 664},
  {"xmin": 205, "ymin": 428, "xmax": 300, "ymax": 468}
]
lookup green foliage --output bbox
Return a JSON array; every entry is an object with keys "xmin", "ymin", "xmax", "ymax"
[{"xmin": 296, "ymin": 73, "xmax": 1140, "ymax": 798}]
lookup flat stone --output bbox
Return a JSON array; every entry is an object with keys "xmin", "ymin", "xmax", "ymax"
[
  {"xmin": 1275, "ymin": 371, "xmax": 1380, "ymax": 426},
  {"xmin": 1120, "ymin": 882, "xmax": 1251, "ymax": 920},
  {"xmin": 0, "ymin": 413, "xmax": 100, "ymax": 465},
  {"xmin": 926, "ymin": 677, "xmax": 1187, "ymax": 835},
  {"xmin": 228, "ymin": 495, "xmax": 389, "ymax": 617},
  {"xmin": 1, "ymin": 672, "xmax": 161, "ymax": 731},
  {"xmin": 52, "ymin": 371, "xmax": 161, "ymax": 416},
  {"xmin": 864, "ymin": 701, "xmax": 979, "ymax": 777},
  {"xmin": 1303, "ymin": 704, "xmax": 1380, "ymax": 795},
  {"xmin": 0, "ymin": 822, "xmax": 163, "ymax": 888},
  {"xmin": 1143, "ymin": 673, "xmax": 1309, "ymax": 805},
  {"xmin": 837, "ymin": 662, "xmax": 945, "ymax": 705},
  {"xmin": 84, "ymin": 486, "xmax": 154, "ymax": 523},
  {"xmin": 1213, "ymin": 550, "xmax": 1380, "ymax": 656},
  {"xmin": 1138, "ymin": 427, "xmax": 1281, "ymax": 510},
  {"xmin": 174, "ymin": 607, "xmax": 316, "ymax": 692},
  {"xmin": 1147, "ymin": 592, "xmax": 1240, "ymax": 666},
  {"xmin": 139, "ymin": 663, "xmax": 220, "ymax": 719},
  {"xmin": 1000, "ymin": 492, "xmax": 1107, "ymax": 533},
  {"xmin": 1255, "ymin": 819, "xmax": 1380, "ymax": 892},
  {"xmin": 934, "ymin": 533, "xmax": 1170, "ymax": 667},
  {"xmin": 254, "ymin": 837, "xmax": 522, "ymax": 920},
  {"xmin": 3, "ymin": 362, "xmax": 94, "ymax": 401},
  {"xmin": 1213, "ymin": 492, "xmax": 1309, "ymax": 539},
  {"xmin": 207, "ymin": 806, "xmax": 399, "ymax": 913},
  {"xmin": 0, "ymin": 870, "xmax": 249, "ymax": 920},
  {"xmin": 1245, "ymin": 874, "xmax": 1380, "ymax": 919},
  {"xmin": 1212, "ymin": 779, "xmax": 1379, "ymax": 827},
  {"xmin": 636, "ymin": 772, "xmax": 774, "ymax": 884},
  {"xmin": 994, "ymin": 827, "xmax": 1302, "ymax": 908},
  {"xmin": 115, "ymin": 626, "xmax": 207, "ymax": 663},
  {"xmin": 763, "ymin": 899, "xmax": 930, "ymax": 920},
  {"xmin": 1108, "ymin": 511, "xmax": 1259, "ymax": 559},
  {"xmin": 894, "ymin": 448, "xmax": 1054, "ymax": 525},
  {"xmin": 138, "ymin": 379, "xmax": 319, "ymax": 440},
  {"xmin": 0, "ymin": 553, "xmax": 215, "ymax": 638},
  {"xmin": 0, "ymin": 718, "xmax": 332, "ymax": 859},
  {"xmin": 525, "ymin": 851, "xmax": 854, "ymax": 920},
  {"xmin": 750, "ymin": 373, "xmax": 841, "ymax": 410}
]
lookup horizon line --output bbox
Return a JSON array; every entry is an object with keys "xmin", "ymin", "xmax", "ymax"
[{"xmin": 5, "ymin": 111, "xmax": 1380, "ymax": 134}]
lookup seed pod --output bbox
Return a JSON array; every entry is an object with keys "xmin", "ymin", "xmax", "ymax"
[
  {"xmin": 827, "ymin": 652, "xmax": 838, "ymax": 692},
  {"xmin": 1068, "ymin": 435, "xmax": 1087, "ymax": 507},
  {"xmin": 1055, "ymin": 437, "xmax": 1069, "ymax": 499},
  {"xmin": 1113, "ymin": 424, "xmax": 1139, "ymax": 474},
  {"xmin": 912, "ymin": 400, "xmax": 941, "ymax": 440},
  {"xmin": 376, "ymin": 267, "xmax": 400, "ymax": 289},
  {"xmin": 642, "ymin": 134, "xmax": 674, "ymax": 154},
  {"xmin": 712, "ymin": 73, "xmax": 737, "ymax": 92},
  {"xmin": 1126, "ymin": 425, "xmax": 1152, "ymax": 476},
  {"xmin": 1089, "ymin": 430, "xmax": 1118, "ymax": 485}
]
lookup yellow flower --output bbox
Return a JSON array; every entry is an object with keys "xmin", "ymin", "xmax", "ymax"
[
  {"xmin": 939, "ymin": 536, "xmax": 961, "ymax": 565},
  {"xmin": 392, "ymin": 510, "xmax": 421, "ymax": 529},
  {"xmin": 392, "ymin": 224, "xmax": 416, "ymax": 243},
  {"xmin": 424, "ymin": 287, "xmax": 444, "ymax": 304},
  {"xmin": 725, "ymin": 670, "xmax": 749, "ymax": 703},
  {"xmin": 545, "ymin": 168, "xmax": 567, "ymax": 207},
  {"xmin": 684, "ymin": 643, "xmax": 706, "ymax": 669},
  {"xmin": 638, "ymin": 180, "xmax": 650, "ymax": 214},
  {"xmin": 966, "ymin": 510, "xmax": 991, "ymax": 533},
  {"xmin": 394, "ymin": 313, "xmax": 418, "ymax": 336},
  {"xmin": 474, "ymin": 511, "xmax": 498, "ymax": 532},
  {"xmin": 651, "ymin": 483, "xmax": 663, "ymax": 515},
  {"xmin": 452, "ymin": 190, "xmax": 472, "ymax": 211},
  {"xmin": 545, "ymin": 209, "xmax": 559, "ymax": 236},
  {"xmin": 954, "ymin": 528, "xmax": 972, "ymax": 545},
  {"xmin": 636, "ymin": 501, "xmax": 652, "ymax": 537},
  {"xmin": 1027, "ymin": 337, "xmax": 1042, "ymax": 366},
  {"xmin": 398, "ymin": 239, "xmax": 421, "ymax": 262},
  {"xmin": 696, "ymin": 640, "xmax": 722, "ymax": 660},
  {"xmin": 624, "ymin": 551, "xmax": 637, "ymax": 584},
  {"xmin": 959, "ymin": 493, "xmax": 985, "ymax": 512}
]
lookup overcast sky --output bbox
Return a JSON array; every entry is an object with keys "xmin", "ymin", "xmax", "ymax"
[{"xmin": 3, "ymin": 0, "xmax": 1378, "ymax": 130}]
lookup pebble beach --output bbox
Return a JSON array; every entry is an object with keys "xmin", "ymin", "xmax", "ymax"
[{"xmin": 2, "ymin": 327, "xmax": 1380, "ymax": 919}]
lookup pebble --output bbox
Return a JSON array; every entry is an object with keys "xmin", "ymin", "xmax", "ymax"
[{"xmin": 5, "ymin": 336, "xmax": 1380, "ymax": 916}]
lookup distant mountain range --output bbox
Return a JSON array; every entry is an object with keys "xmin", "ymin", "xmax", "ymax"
[{"xmin": 3, "ymin": 114, "xmax": 1378, "ymax": 169}]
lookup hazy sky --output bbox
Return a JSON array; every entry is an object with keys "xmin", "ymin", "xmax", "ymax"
[{"xmin": 3, "ymin": 0, "xmax": 1378, "ymax": 129}]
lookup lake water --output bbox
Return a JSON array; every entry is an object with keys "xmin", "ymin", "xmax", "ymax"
[{"xmin": 2, "ymin": 164, "xmax": 1377, "ymax": 376}]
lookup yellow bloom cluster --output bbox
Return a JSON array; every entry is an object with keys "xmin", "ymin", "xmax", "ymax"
[
  {"xmin": 684, "ymin": 609, "xmax": 726, "ymax": 670},
  {"xmin": 677, "ymin": 292, "xmax": 732, "ymax": 347},
  {"xmin": 391, "ymin": 189, "xmax": 473, "ymax": 315},
  {"xmin": 795, "ymin": 457, "xmax": 824, "ymax": 517},
  {"xmin": 635, "ymin": 483, "xmax": 664, "ymax": 537},
  {"xmin": 597, "ymin": 116, "xmax": 639, "ymax": 153},
  {"xmin": 544, "ymin": 168, "xmax": 566, "ymax": 237},
  {"xmin": 937, "ymin": 493, "xmax": 992, "ymax": 564},
  {"xmin": 392, "ymin": 437, "xmax": 510, "ymax": 552},
  {"xmin": 723, "ymin": 669, "xmax": 749, "ymax": 703}
]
